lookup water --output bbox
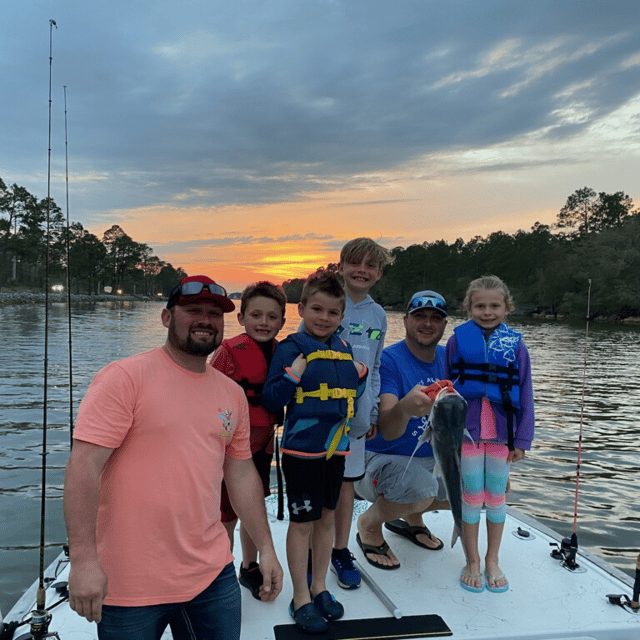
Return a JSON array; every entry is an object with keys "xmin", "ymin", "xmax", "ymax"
[{"xmin": 1, "ymin": 302, "xmax": 639, "ymax": 614}]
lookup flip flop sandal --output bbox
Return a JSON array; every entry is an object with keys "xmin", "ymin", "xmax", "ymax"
[
  {"xmin": 485, "ymin": 570, "xmax": 509, "ymax": 593},
  {"xmin": 384, "ymin": 519, "xmax": 444, "ymax": 551},
  {"xmin": 460, "ymin": 567, "xmax": 484, "ymax": 593},
  {"xmin": 356, "ymin": 532, "xmax": 400, "ymax": 570}
]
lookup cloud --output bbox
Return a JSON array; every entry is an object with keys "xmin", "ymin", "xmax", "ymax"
[{"xmin": 1, "ymin": 0, "xmax": 640, "ymax": 288}]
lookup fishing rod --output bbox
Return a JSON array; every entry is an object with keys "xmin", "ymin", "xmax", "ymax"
[
  {"xmin": 551, "ymin": 278, "xmax": 591, "ymax": 572},
  {"xmin": 352, "ymin": 557, "xmax": 402, "ymax": 619},
  {"xmin": 606, "ymin": 552, "xmax": 640, "ymax": 613},
  {"xmin": 63, "ymin": 85, "xmax": 74, "ymax": 445},
  {"xmin": 23, "ymin": 18, "xmax": 62, "ymax": 640}
]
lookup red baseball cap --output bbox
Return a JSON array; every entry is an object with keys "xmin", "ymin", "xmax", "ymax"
[{"xmin": 166, "ymin": 275, "xmax": 235, "ymax": 312}]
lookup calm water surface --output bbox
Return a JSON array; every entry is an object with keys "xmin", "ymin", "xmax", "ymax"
[{"xmin": 1, "ymin": 301, "xmax": 639, "ymax": 613}]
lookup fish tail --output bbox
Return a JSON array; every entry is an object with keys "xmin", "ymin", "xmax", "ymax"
[{"xmin": 451, "ymin": 525, "xmax": 461, "ymax": 548}]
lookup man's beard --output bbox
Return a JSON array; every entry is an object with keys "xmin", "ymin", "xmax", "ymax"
[{"xmin": 168, "ymin": 318, "xmax": 221, "ymax": 356}]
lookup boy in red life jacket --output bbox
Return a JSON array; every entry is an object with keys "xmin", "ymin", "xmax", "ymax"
[{"xmin": 211, "ymin": 281, "xmax": 287, "ymax": 600}]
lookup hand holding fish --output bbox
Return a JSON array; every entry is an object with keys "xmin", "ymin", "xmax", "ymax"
[
  {"xmin": 403, "ymin": 384, "xmax": 437, "ymax": 416},
  {"xmin": 378, "ymin": 385, "xmax": 435, "ymax": 440},
  {"xmin": 422, "ymin": 379, "xmax": 455, "ymax": 400}
]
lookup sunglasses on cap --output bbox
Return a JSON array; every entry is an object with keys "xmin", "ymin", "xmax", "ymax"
[
  {"xmin": 175, "ymin": 281, "xmax": 228, "ymax": 298},
  {"xmin": 407, "ymin": 295, "xmax": 447, "ymax": 314}
]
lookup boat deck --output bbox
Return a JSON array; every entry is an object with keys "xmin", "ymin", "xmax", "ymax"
[{"xmin": 5, "ymin": 498, "xmax": 639, "ymax": 640}]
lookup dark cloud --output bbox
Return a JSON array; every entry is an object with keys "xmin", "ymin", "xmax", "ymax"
[{"xmin": 1, "ymin": 0, "xmax": 639, "ymax": 227}]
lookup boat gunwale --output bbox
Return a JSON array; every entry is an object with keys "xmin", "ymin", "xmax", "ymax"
[{"xmin": 506, "ymin": 506, "xmax": 635, "ymax": 589}]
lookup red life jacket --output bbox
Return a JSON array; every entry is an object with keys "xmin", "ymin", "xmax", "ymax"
[{"xmin": 222, "ymin": 334, "xmax": 281, "ymax": 437}]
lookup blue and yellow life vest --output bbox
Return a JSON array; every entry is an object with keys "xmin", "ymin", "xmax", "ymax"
[
  {"xmin": 282, "ymin": 332, "xmax": 360, "ymax": 458},
  {"xmin": 450, "ymin": 320, "xmax": 521, "ymax": 449}
]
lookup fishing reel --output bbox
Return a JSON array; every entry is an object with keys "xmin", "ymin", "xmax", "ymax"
[
  {"xmin": 12, "ymin": 611, "xmax": 60, "ymax": 640},
  {"xmin": 550, "ymin": 533, "xmax": 583, "ymax": 572},
  {"xmin": 12, "ymin": 607, "xmax": 60, "ymax": 640},
  {"xmin": 12, "ymin": 585, "xmax": 64, "ymax": 640}
]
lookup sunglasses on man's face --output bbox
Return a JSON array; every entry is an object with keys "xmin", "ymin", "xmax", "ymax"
[
  {"xmin": 177, "ymin": 281, "xmax": 228, "ymax": 297},
  {"xmin": 408, "ymin": 295, "xmax": 447, "ymax": 313}
]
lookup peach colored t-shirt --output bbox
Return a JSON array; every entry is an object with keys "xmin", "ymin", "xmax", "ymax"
[{"xmin": 73, "ymin": 347, "xmax": 251, "ymax": 606}]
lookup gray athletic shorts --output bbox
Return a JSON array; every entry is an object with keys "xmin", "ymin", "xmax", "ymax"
[{"xmin": 354, "ymin": 451, "xmax": 446, "ymax": 505}]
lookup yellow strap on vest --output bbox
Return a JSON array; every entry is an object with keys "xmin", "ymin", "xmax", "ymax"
[
  {"xmin": 326, "ymin": 420, "xmax": 350, "ymax": 459},
  {"xmin": 295, "ymin": 383, "xmax": 356, "ymax": 419},
  {"xmin": 306, "ymin": 350, "xmax": 353, "ymax": 363}
]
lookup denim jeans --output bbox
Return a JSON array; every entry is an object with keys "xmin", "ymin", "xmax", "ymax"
[{"xmin": 98, "ymin": 562, "xmax": 241, "ymax": 640}]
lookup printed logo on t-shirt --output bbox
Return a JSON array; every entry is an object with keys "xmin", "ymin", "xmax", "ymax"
[
  {"xmin": 218, "ymin": 409, "xmax": 234, "ymax": 438},
  {"xmin": 340, "ymin": 321, "xmax": 383, "ymax": 341},
  {"xmin": 348, "ymin": 322, "xmax": 363, "ymax": 336},
  {"xmin": 367, "ymin": 327, "xmax": 382, "ymax": 341}
]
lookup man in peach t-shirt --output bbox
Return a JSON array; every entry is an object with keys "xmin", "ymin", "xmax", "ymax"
[{"xmin": 63, "ymin": 275, "xmax": 283, "ymax": 640}]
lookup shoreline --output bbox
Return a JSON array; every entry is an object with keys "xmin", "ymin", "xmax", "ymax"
[
  {"xmin": 0, "ymin": 292, "xmax": 162, "ymax": 306},
  {"xmin": 383, "ymin": 305, "xmax": 640, "ymax": 326},
  {"xmin": 3, "ymin": 293, "xmax": 640, "ymax": 325}
]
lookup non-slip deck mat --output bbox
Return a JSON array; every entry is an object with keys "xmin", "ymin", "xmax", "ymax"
[{"xmin": 274, "ymin": 614, "xmax": 452, "ymax": 640}]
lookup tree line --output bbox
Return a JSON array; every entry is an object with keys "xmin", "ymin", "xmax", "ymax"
[
  {"xmin": 0, "ymin": 177, "xmax": 186, "ymax": 297},
  {"xmin": 282, "ymin": 187, "xmax": 640, "ymax": 319},
  {"xmin": 3, "ymin": 175, "xmax": 638, "ymax": 317}
]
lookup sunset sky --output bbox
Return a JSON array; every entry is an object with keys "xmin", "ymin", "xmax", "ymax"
[{"xmin": 2, "ymin": 1, "xmax": 640, "ymax": 292}]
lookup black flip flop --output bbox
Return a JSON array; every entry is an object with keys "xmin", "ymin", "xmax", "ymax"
[
  {"xmin": 384, "ymin": 519, "xmax": 444, "ymax": 551},
  {"xmin": 355, "ymin": 532, "xmax": 400, "ymax": 570}
]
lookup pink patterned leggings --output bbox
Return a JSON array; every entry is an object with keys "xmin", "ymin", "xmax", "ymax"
[{"xmin": 461, "ymin": 441, "xmax": 510, "ymax": 525}]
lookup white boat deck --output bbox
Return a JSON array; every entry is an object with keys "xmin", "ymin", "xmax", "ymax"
[{"xmin": 4, "ymin": 497, "xmax": 639, "ymax": 640}]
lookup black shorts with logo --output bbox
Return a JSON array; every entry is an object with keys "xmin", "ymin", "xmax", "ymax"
[{"xmin": 282, "ymin": 453, "xmax": 345, "ymax": 523}]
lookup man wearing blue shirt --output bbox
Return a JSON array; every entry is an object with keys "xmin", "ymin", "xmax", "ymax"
[{"xmin": 355, "ymin": 291, "xmax": 449, "ymax": 570}]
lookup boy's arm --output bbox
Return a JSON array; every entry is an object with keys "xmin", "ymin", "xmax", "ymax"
[
  {"xmin": 369, "ymin": 311, "xmax": 387, "ymax": 425},
  {"xmin": 354, "ymin": 360, "xmax": 368, "ymax": 398},
  {"xmin": 261, "ymin": 341, "xmax": 304, "ymax": 413}
]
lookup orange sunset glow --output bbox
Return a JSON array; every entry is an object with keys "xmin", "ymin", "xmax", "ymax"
[{"xmin": 96, "ymin": 171, "xmax": 568, "ymax": 292}]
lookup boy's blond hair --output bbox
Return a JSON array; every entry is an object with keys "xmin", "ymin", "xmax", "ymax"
[
  {"xmin": 300, "ymin": 269, "xmax": 346, "ymax": 311},
  {"xmin": 240, "ymin": 281, "xmax": 287, "ymax": 316},
  {"xmin": 463, "ymin": 275, "xmax": 514, "ymax": 316},
  {"xmin": 340, "ymin": 238, "xmax": 393, "ymax": 270}
]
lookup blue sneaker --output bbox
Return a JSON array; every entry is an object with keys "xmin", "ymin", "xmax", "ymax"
[{"xmin": 330, "ymin": 547, "xmax": 361, "ymax": 589}]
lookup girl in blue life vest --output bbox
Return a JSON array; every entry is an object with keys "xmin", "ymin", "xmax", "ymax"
[{"xmin": 444, "ymin": 275, "xmax": 534, "ymax": 595}]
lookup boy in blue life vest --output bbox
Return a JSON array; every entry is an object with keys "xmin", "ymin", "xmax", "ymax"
[
  {"xmin": 211, "ymin": 281, "xmax": 287, "ymax": 600},
  {"xmin": 262, "ymin": 270, "xmax": 368, "ymax": 634}
]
